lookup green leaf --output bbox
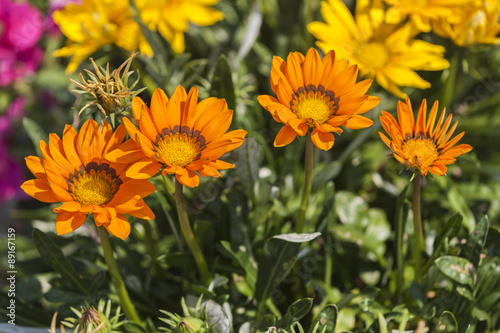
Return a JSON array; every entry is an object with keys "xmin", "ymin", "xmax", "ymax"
[
  {"xmin": 434, "ymin": 256, "xmax": 474, "ymax": 287},
  {"xmin": 277, "ymin": 298, "xmax": 313, "ymax": 329},
  {"xmin": 460, "ymin": 216, "xmax": 489, "ymax": 267},
  {"xmin": 424, "ymin": 214, "xmax": 463, "ymax": 273},
  {"xmin": 447, "ymin": 186, "xmax": 475, "ymax": 232},
  {"xmin": 309, "ymin": 304, "xmax": 337, "ymax": 333},
  {"xmin": 475, "ymin": 257, "xmax": 500, "ymax": 312},
  {"xmin": 32, "ymin": 228, "xmax": 90, "ymax": 297},
  {"xmin": 23, "ymin": 117, "xmax": 48, "ymax": 157},
  {"xmin": 255, "ymin": 232, "xmax": 320, "ymax": 304},
  {"xmin": 436, "ymin": 311, "xmax": 458, "ymax": 333},
  {"xmin": 210, "ymin": 54, "xmax": 236, "ymax": 110},
  {"xmin": 434, "ymin": 214, "xmax": 463, "ymax": 252},
  {"xmin": 221, "ymin": 241, "xmax": 257, "ymax": 291},
  {"xmin": 234, "ymin": 138, "xmax": 261, "ymax": 200},
  {"xmin": 44, "ymin": 288, "xmax": 87, "ymax": 304}
]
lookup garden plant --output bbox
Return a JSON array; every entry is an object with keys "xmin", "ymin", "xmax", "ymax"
[{"xmin": 1, "ymin": 0, "xmax": 499, "ymax": 332}]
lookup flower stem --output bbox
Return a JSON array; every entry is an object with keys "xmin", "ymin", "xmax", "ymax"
[
  {"xmin": 98, "ymin": 227, "xmax": 141, "ymax": 325},
  {"xmin": 412, "ymin": 173, "xmax": 424, "ymax": 283},
  {"xmin": 296, "ymin": 134, "xmax": 314, "ymax": 234},
  {"xmin": 174, "ymin": 179, "xmax": 211, "ymax": 285}
]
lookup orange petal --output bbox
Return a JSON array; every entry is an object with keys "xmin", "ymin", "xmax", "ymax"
[
  {"xmin": 119, "ymin": 179, "xmax": 157, "ymax": 198},
  {"xmin": 150, "ymin": 88, "xmax": 170, "ymax": 133},
  {"xmin": 311, "ymin": 129, "xmax": 335, "ymax": 151},
  {"xmin": 175, "ymin": 168, "xmax": 200, "ymax": 188},
  {"xmin": 132, "ymin": 96, "xmax": 147, "ymax": 122},
  {"xmin": 274, "ymin": 125, "xmax": 297, "ymax": 147},
  {"xmin": 94, "ymin": 207, "xmax": 117, "ymax": 226},
  {"xmin": 102, "ymin": 124, "xmax": 127, "ymax": 157},
  {"xmin": 55, "ymin": 211, "xmax": 86, "ymax": 235},
  {"xmin": 302, "ymin": 48, "xmax": 323, "ymax": 87},
  {"xmin": 62, "ymin": 125, "xmax": 82, "ymax": 167},
  {"xmin": 53, "ymin": 201, "xmax": 82, "ymax": 213},
  {"xmin": 344, "ymin": 115, "xmax": 374, "ymax": 129},
  {"xmin": 427, "ymin": 164, "xmax": 447, "ymax": 176},
  {"xmin": 106, "ymin": 139, "xmax": 145, "ymax": 163},
  {"xmin": 103, "ymin": 214, "xmax": 131, "ymax": 240},
  {"xmin": 25, "ymin": 156, "xmax": 45, "ymax": 178},
  {"xmin": 127, "ymin": 200, "xmax": 155, "ymax": 220},
  {"xmin": 21, "ymin": 179, "xmax": 59, "ymax": 203},
  {"xmin": 124, "ymin": 158, "xmax": 161, "ymax": 179}
]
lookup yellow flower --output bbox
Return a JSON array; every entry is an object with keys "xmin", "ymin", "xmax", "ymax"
[
  {"xmin": 258, "ymin": 48, "xmax": 380, "ymax": 151},
  {"xmin": 136, "ymin": 0, "xmax": 224, "ymax": 53},
  {"xmin": 21, "ymin": 120, "xmax": 156, "ymax": 239},
  {"xmin": 106, "ymin": 86, "xmax": 246, "ymax": 188},
  {"xmin": 307, "ymin": 0, "xmax": 450, "ymax": 98},
  {"xmin": 432, "ymin": 0, "xmax": 500, "ymax": 46},
  {"xmin": 53, "ymin": 0, "xmax": 153, "ymax": 74},
  {"xmin": 383, "ymin": 0, "xmax": 475, "ymax": 32},
  {"xmin": 379, "ymin": 98, "xmax": 472, "ymax": 176}
]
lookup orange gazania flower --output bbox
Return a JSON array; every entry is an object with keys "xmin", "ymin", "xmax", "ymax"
[
  {"xmin": 258, "ymin": 48, "xmax": 380, "ymax": 151},
  {"xmin": 379, "ymin": 98, "xmax": 473, "ymax": 176},
  {"xmin": 21, "ymin": 119, "xmax": 156, "ymax": 239},
  {"xmin": 106, "ymin": 86, "xmax": 247, "ymax": 188}
]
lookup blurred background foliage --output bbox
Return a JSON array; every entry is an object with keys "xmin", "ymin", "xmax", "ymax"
[{"xmin": 1, "ymin": 0, "xmax": 499, "ymax": 332}]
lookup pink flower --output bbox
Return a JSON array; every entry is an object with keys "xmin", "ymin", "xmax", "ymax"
[
  {"xmin": 0, "ymin": 96, "xmax": 25, "ymax": 137},
  {"xmin": 0, "ymin": 0, "xmax": 44, "ymax": 86},
  {"xmin": 0, "ymin": 140, "xmax": 25, "ymax": 202}
]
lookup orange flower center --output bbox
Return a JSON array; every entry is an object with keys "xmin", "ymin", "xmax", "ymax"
[
  {"xmin": 290, "ymin": 85, "xmax": 339, "ymax": 125},
  {"xmin": 401, "ymin": 137, "xmax": 438, "ymax": 170},
  {"xmin": 68, "ymin": 163, "xmax": 120, "ymax": 206},
  {"xmin": 156, "ymin": 132, "xmax": 202, "ymax": 167}
]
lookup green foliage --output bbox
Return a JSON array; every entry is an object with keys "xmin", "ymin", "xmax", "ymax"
[{"xmin": 3, "ymin": 0, "xmax": 500, "ymax": 332}]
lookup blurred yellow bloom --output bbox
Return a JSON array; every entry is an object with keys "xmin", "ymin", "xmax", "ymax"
[
  {"xmin": 308, "ymin": 0, "xmax": 449, "ymax": 98},
  {"xmin": 136, "ymin": 0, "xmax": 224, "ymax": 53},
  {"xmin": 53, "ymin": 0, "xmax": 153, "ymax": 74},
  {"xmin": 433, "ymin": 0, "xmax": 500, "ymax": 46},
  {"xmin": 383, "ymin": 0, "xmax": 474, "ymax": 32}
]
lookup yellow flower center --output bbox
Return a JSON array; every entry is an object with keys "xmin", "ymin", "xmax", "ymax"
[
  {"xmin": 156, "ymin": 132, "xmax": 202, "ymax": 167},
  {"xmin": 355, "ymin": 42, "xmax": 390, "ymax": 71},
  {"xmin": 69, "ymin": 164, "xmax": 120, "ymax": 207},
  {"xmin": 401, "ymin": 137, "xmax": 438, "ymax": 170},
  {"xmin": 290, "ymin": 85, "xmax": 339, "ymax": 125}
]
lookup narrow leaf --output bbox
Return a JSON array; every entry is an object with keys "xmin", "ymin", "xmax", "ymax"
[
  {"xmin": 460, "ymin": 216, "xmax": 489, "ymax": 267},
  {"xmin": 255, "ymin": 233, "xmax": 320, "ymax": 304},
  {"xmin": 210, "ymin": 54, "xmax": 236, "ymax": 110},
  {"xmin": 277, "ymin": 298, "xmax": 313, "ymax": 329},
  {"xmin": 221, "ymin": 241, "xmax": 257, "ymax": 291},
  {"xmin": 436, "ymin": 311, "xmax": 458, "ymax": 333},
  {"xmin": 32, "ymin": 228, "xmax": 89, "ymax": 297},
  {"xmin": 309, "ymin": 304, "xmax": 337, "ymax": 333}
]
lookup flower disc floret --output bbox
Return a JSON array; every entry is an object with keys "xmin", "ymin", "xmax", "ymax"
[
  {"xmin": 21, "ymin": 119, "xmax": 156, "ymax": 239},
  {"xmin": 106, "ymin": 86, "xmax": 246, "ymax": 188},
  {"xmin": 156, "ymin": 132, "xmax": 202, "ymax": 167},
  {"xmin": 258, "ymin": 48, "xmax": 380, "ymax": 151},
  {"xmin": 378, "ymin": 98, "xmax": 472, "ymax": 176}
]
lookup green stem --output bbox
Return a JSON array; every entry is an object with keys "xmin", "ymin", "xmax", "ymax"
[
  {"xmin": 296, "ymin": 134, "xmax": 314, "ymax": 233},
  {"xmin": 395, "ymin": 185, "xmax": 409, "ymax": 303},
  {"xmin": 412, "ymin": 173, "xmax": 424, "ymax": 283},
  {"xmin": 174, "ymin": 179, "xmax": 211, "ymax": 285},
  {"xmin": 98, "ymin": 227, "xmax": 141, "ymax": 325}
]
